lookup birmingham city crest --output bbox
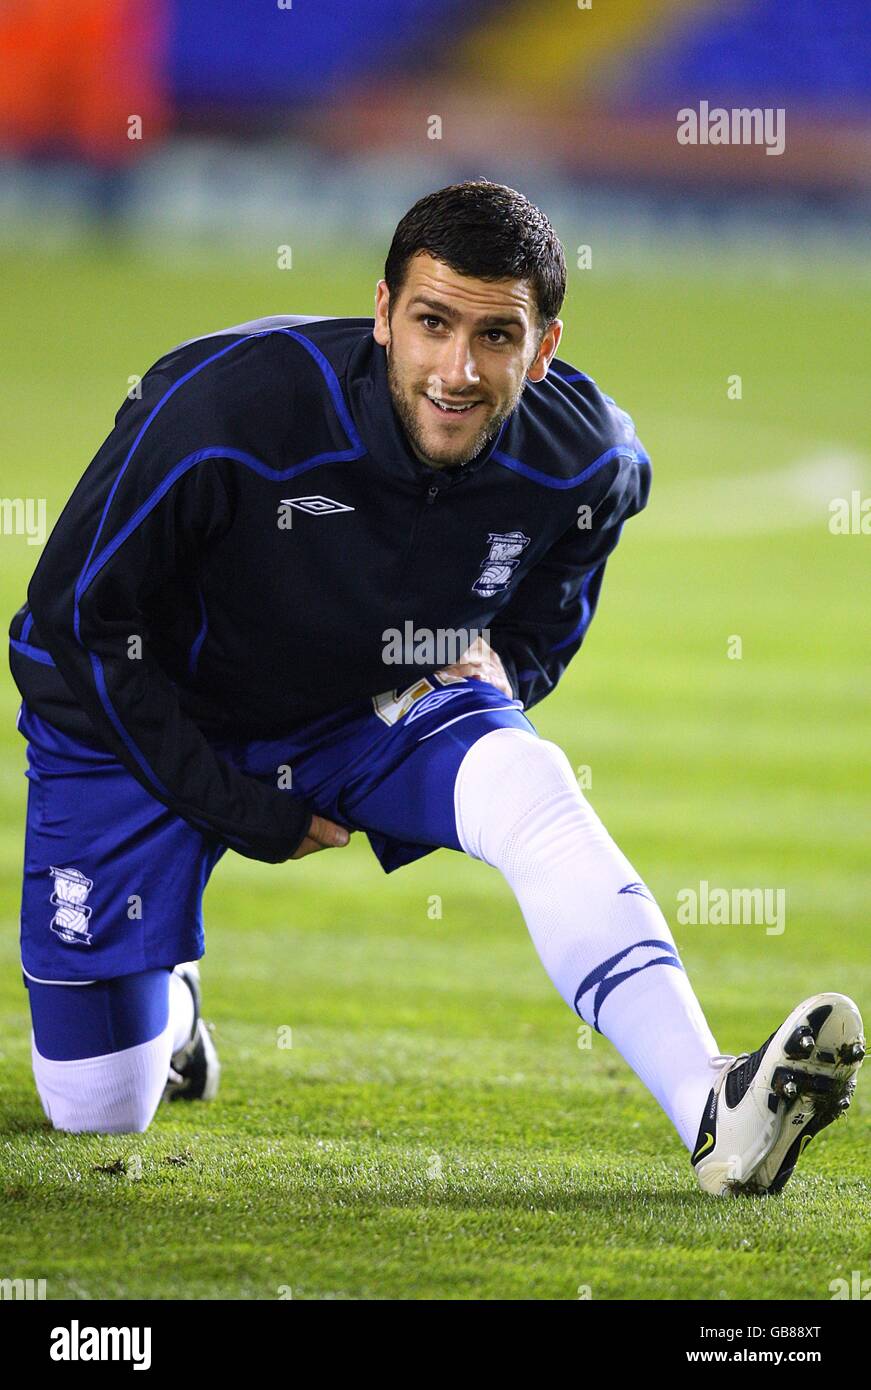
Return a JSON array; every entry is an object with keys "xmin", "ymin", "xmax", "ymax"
[
  {"xmin": 49, "ymin": 865, "xmax": 94, "ymax": 946},
  {"xmin": 472, "ymin": 530, "xmax": 531, "ymax": 599}
]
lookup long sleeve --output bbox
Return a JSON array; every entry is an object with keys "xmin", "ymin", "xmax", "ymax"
[
  {"xmin": 26, "ymin": 367, "xmax": 313, "ymax": 863},
  {"xmin": 488, "ymin": 444, "xmax": 651, "ymax": 710}
]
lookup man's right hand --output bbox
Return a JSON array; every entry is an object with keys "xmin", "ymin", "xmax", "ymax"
[{"xmin": 290, "ymin": 813, "xmax": 351, "ymax": 859}]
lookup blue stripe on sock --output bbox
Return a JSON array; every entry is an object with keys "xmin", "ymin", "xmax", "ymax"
[{"xmin": 574, "ymin": 939, "xmax": 684, "ymax": 1032}]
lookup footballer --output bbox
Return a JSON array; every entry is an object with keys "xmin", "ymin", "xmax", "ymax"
[{"xmin": 8, "ymin": 181, "xmax": 864, "ymax": 1195}]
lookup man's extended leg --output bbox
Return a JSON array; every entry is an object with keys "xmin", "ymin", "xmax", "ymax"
[
  {"xmin": 451, "ymin": 726, "xmax": 719, "ymax": 1148},
  {"xmin": 341, "ymin": 711, "xmax": 720, "ymax": 1148},
  {"xmin": 333, "ymin": 697, "xmax": 863, "ymax": 1195}
]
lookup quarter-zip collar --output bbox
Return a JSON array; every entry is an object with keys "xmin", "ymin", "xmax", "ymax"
[{"xmin": 347, "ymin": 330, "xmax": 509, "ymax": 489}]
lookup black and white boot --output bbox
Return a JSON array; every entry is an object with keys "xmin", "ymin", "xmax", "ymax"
[
  {"xmin": 691, "ymin": 993, "xmax": 864, "ymax": 1196},
  {"xmin": 163, "ymin": 962, "xmax": 220, "ymax": 1103}
]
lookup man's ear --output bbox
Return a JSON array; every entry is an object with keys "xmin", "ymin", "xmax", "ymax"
[
  {"xmin": 373, "ymin": 280, "xmax": 391, "ymax": 347},
  {"xmin": 526, "ymin": 319, "xmax": 563, "ymax": 383}
]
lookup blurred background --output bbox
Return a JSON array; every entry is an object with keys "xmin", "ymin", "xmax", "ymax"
[
  {"xmin": 0, "ymin": 1, "xmax": 869, "ymax": 1299},
  {"xmin": 1, "ymin": 0, "xmax": 870, "ymax": 250}
]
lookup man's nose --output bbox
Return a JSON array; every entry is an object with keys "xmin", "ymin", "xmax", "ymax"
[{"xmin": 436, "ymin": 335, "xmax": 480, "ymax": 392}]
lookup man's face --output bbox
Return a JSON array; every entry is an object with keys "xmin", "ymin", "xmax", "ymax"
[{"xmin": 373, "ymin": 253, "xmax": 562, "ymax": 470}]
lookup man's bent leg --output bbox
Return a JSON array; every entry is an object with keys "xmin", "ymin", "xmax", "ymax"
[
  {"xmin": 26, "ymin": 968, "xmax": 194, "ymax": 1133},
  {"xmin": 17, "ymin": 702, "xmax": 223, "ymax": 1133}
]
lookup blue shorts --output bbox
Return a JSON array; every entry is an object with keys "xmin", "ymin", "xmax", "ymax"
[{"xmin": 17, "ymin": 678, "xmax": 535, "ymax": 984}]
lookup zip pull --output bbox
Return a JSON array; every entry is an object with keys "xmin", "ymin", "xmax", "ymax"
[{"xmin": 425, "ymin": 484, "xmax": 439, "ymax": 505}]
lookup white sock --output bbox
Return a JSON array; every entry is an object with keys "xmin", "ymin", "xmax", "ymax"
[
  {"xmin": 169, "ymin": 969, "xmax": 196, "ymax": 1055},
  {"xmin": 454, "ymin": 727, "xmax": 720, "ymax": 1150},
  {"xmin": 31, "ymin": 1022, "xmax": 173, "ymax": 1134}
]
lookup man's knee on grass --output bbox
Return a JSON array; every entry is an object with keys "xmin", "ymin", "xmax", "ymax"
[{"xmin": 32, "ymin": 1029, "xmax": 173, "ymax": 1135}]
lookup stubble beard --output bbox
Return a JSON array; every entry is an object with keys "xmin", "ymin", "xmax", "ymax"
[{"xmin": 386, "ymin": 351, "xmax": 523, "ymax": 471}]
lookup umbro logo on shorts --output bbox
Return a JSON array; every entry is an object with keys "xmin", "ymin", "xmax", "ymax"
[
  {"xmin": 281, "ymin": 495, "xmax": 355, "ymax": 515},
  {"xmin": 404, "ymin": 689, "xmax": 467, "ymax": 724}
]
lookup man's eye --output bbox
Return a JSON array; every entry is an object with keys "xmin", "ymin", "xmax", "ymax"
[
  {"xmin": 484, "ymin": 330, "xmax": 509, "ymax": 344},
  {"xmin": 421, "ymin": 315, "xmax": 442, "ymax": 330}
]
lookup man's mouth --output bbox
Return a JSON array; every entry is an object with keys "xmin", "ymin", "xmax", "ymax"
[{"xmin": 425, "ymin": 393, "xmax": 483, "ymax": 417}]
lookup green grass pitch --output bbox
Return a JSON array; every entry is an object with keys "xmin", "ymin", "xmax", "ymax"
[{"xmin": 0, "ymin": 242, "xmax": 868, "ymax": 1300}]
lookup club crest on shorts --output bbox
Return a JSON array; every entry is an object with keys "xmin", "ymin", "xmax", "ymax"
[
  {"xmin": 49, "ymin": 865, "xmax": 94, "ymax": 946},
  {"xmin": 472, "ymin": 531, "xmax": 530, "ymax": 598}
]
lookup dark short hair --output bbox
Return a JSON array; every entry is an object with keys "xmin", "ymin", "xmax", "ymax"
[{"xmin": 384, "ymin": 179, "xmax": 566, "ymax": 330}]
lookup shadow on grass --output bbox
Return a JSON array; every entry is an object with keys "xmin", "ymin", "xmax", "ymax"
[{"xmin": 296, "ymin": 1183, "xmax": 737, "ymax": 1215}]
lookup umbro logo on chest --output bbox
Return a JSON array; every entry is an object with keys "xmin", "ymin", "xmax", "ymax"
[{"xmin": 277, "ymin": 495, "xmax": 355, "ymax": 527}]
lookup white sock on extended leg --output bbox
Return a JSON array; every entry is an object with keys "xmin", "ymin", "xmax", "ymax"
[
  {"xmin": 169, "ymin": 968, "xmax": 195, "ymax": 1055},
  {"xmin": 31, "ymin": 1022, "xmax": 173, "ymax": 1134},
  {"xmin": 454, "ymin": 727, "xmax": 719, "ymax": 1150}
]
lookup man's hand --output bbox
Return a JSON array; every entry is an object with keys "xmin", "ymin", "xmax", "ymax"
[
  {"xmin": 435, "ymin": 634, "xmax": 514, "ymax": 699},
  {"xmin": 290, "ymin": 814, "xmax": 351, "ymax": 859}
]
